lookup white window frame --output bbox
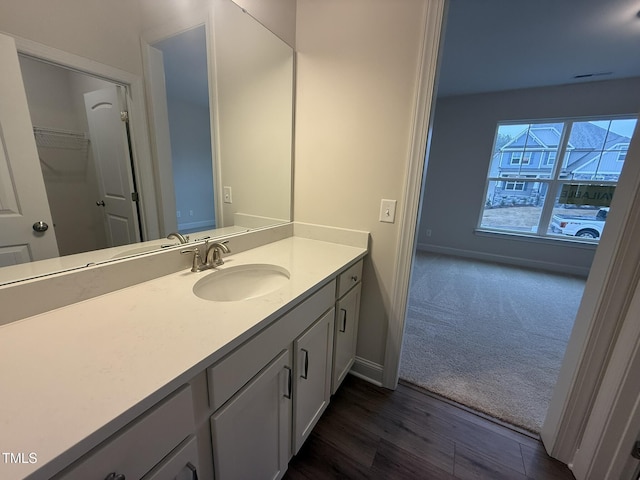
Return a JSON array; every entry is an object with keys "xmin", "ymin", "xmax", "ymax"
[
  {"xmin": 545, "ymin": 151, "xmax": 557, "ymax": 166},
  {"xmin": 510, "ymin": 151, "xmax": 523, "ymax": 165},
  {"xmin": 617, "ymin": 147, "xmax": 628, "ymax": 162},
  {"xmin": 478, "ymin": 116, "xmax": 637, "ymax": 242},
  {"xmin": 504, "ymin": 180, "xmax": 525, "ymax": 191}
]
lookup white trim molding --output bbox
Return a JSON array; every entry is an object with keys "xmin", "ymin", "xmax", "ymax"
[
  {"xmin": 570, "ymin": 278, "xmax": 640, "ymax": 479},
  {"xmin": 542, "ymin": 121, "xmax": 640, "ymax": 463},
  {"xmin": 382, "ymin": 0, "xmax": 446, "ymax": 389},
  {"xmin": 351, "ymin": 357, "xmax": 384, "ymax": 387}
]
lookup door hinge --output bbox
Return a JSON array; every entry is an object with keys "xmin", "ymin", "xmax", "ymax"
[
  {"xmin": 131, "ymin": 192, "xmax": 139, "ymax": 202},
  {"xmin": 120, "ymin": 111, "xmax": 129, "ymax": 122}
]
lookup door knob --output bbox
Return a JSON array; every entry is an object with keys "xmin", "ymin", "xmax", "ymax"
[
  {"xmin": 32, "ymin": 221, "xmax": 49, "ymax": 232},
  {"xmin": 96, "ymin": 200, "xmax": 106, "ymax": 207}
]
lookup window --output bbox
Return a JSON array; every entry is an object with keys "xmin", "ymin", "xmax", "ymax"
[
  {"xmin": 479, "ymin": 117, "xmax": 637, "ymax": 242},
  {"xmin": 510, "ymin": 152, "xmax": 522, "ymax": 165},
  {"xmin": 617, "ymin": 145, "xmax": 629, "ymax": 162},
  {"xmin": 505, "ymin": 180, "xmax": 525, "ymax": 191},
  {"xmin": 545, "ymin": 151, "xmax": 556, "ymax": 166}
]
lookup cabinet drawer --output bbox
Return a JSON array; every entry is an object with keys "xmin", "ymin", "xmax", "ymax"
[
  {"xmin": 337, "ymin": 259, "xmax": 363, "ymax": 298},
  {"xmin": 56, "ymin": 385, "xmax": 195, "ymax": 480},
  {"xmin": 208, "ymin": 280, "xmax": 336, "ymax": 411},
  {"xmin": 141, "ymin": 435, "xmax": 199, "ymax": 480}
]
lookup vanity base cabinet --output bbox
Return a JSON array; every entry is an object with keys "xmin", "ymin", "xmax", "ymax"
[
  {"xmin": 55, "ymin": 385, "xmax": 197, "ymax": 480},
  {"xmin": 293, "ymin": 308, "xmax": 335, "ymax": 454},
  {"xmin": 332, "ymin": 280, "xmax": 362, "ymax": 394},
  {"xmin": 210, "ymin": 349, "xmax": 292, "ymax": 480}
]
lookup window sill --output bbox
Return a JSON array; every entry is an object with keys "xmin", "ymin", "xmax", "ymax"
[{"xmin": 474, "ymin": 228, "xmax": 599, "ymax": 250}]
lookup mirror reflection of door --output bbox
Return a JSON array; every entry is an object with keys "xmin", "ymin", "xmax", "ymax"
[
  {"xmin": 150, "ymin": 25, "xmax": 216, "ymax": 236},
  {"xmin": 0, "ymin": 33, "xmax": 58, "ymax": 266},
  {"xmin": 84, "ymin": 85, "xmax": 141, "ymax": 247},
  {"xmin": 18, "ymin": 55, "xmax": 141, "ymax": 256}
]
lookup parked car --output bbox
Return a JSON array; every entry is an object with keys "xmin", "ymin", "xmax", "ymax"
[{"xmin": 551, "ymin": 207, "xmax": 608, "ymax": 239}]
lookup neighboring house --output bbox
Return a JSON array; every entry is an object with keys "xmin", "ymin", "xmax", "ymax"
[{"xmin": 487, "ymin": 122, "xmax": 630, "ymax": 207}]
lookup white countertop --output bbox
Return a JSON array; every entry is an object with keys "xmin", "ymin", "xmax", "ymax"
[{"xmin": 0, "ymin": 236, "xmax": 366, "ymax": 480}]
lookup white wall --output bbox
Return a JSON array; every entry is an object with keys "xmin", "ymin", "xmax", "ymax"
[
  {"xmin": 0, "ymin": 0, "xmax": 143, "ymax": 75},
  {"xmin": 166, "ymin": 98, "xmax": 216, "ymax": 231},
  {"xmin": 417, "ymin": 77, "xmax": 640, "ymax": 275},
  {"xmin": 214, "ymin": 0, "xmax": 293, "ymax": 227},
  {"xmin": 295, "ymin": 0, "xmax": 429, "ymax": 367}
]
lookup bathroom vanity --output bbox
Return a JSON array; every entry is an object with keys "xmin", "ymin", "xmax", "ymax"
[{"xmin": 0, "ymin": 225, "xmax": 367, "ymax": 480}]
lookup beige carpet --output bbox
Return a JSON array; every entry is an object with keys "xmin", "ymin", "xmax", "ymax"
[{"xmin": 400, "ymin": 252, "xmax": 586, "ymax": 433}]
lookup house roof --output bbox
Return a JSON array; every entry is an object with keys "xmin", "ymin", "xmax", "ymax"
[
  {"xmin": 494, "ymin": 121, "xmax": 632, "ymax": 176},
  {"xmin": 501, "ymin": 122, "xmax": 631, "ymax": 153}
]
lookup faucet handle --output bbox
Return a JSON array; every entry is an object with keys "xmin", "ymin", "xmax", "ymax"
[{"xmin": 181, "ymin": 247, "xmax": 203, "ymax": 272}]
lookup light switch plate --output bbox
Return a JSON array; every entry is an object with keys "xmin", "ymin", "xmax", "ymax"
[
  {"xmin": 379, "ymin": 199, "xmax": 397, "ymax": 223},
  {"xmin": 223, "ymin": 186, "xmax": 232, "ymax": 204}
]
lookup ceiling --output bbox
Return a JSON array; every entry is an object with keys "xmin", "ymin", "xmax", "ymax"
[{"xmin": 436, "ymin": 0, "xmax": 640, "ymax": 97}]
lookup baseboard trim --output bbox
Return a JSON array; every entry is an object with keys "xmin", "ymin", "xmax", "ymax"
[
  {"xmin": 416, "ymin": 243, "xmax": 590, "ymax": 277},
  {"xmin": 350, "ymin": 357, "xmax": 384, "ymax": 387}
]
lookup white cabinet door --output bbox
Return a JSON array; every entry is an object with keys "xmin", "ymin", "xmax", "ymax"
[
  {"xmin": 210, "ymin": 349, "xmax": 292, "ymax": 480},
  {"xmin": 293, "ymin": 308, "xmax": 334, "ymax": 454},
  {"xmin": 0, "ymin": 32, "xmax": 59, "ymax": 265},
  {"xmin": 332, "ymin": 283, "xmax": 362, "ymax": 394}
]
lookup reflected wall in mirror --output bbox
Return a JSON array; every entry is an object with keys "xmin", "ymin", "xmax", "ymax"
[
  {"xmin": 0, "ymin": 0, "xmax": 294, "ymax": 286},
  {"xmin": 149, "ymin": 25, "xmax": 217, "ymax": 235}
]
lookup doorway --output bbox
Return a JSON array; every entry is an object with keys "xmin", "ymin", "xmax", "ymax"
[
  {"xmin": 18, "ymin": 55, "xmax": 141, "ymax": 256},
  {"xmin": 147, "ymin": 24, "xmax": 216, "ymax": 236},
  {"xmin": 395, "ymin": 0, "xmax": 640, "ymax": 435}
]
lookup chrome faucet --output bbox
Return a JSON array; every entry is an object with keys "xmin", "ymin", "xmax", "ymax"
[
  {"xmin": 167, "ymin": 232, "xmax": 189, "ymax": 244},
  {"xmin": 181, "ymin": 247, "xmax": 204, "ymax": 272},
  {"xmin": 181, "ymin": 240, "xmax": 231, "ymax": 272},
  {"xmin": 205, "ymin": 241, "xmax": 231, "ymax": 267}
]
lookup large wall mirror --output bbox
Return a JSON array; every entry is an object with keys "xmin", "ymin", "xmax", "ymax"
[{"xmin": 0, "ymin": 0, "xmax": 294, "ymax": 285}]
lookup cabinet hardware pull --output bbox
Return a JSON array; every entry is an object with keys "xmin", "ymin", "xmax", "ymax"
[
  {"xmin": 284, "ymin": 366, "xmax": 292, "ymax": 398},
  {"xmin": 301, "ymin": 349, "xmax": 309, "ymax": 379},
  {"xmin": 186, "ymin": 462, "xmax": 198, "ymax": 480},
  {"xmin": 351, "ymin": 275, "xmax": 358, "ymax": 282},
  {"xmin": 340, "ymin": 308, "xmax": 347, "ymax": 333},
  {"xmin": 104, "ymin": 474, "xmax": 125, "ymax": 480}
]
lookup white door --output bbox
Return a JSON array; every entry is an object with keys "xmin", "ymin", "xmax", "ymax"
[
  {"xmin": 84, "ymin": 86, "xmax": 140, "ymax": 247},
  {"xmin": 0, "ymin": 33, "xmax": 59, "ymax": 266}
]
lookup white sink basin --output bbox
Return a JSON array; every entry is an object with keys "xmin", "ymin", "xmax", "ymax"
[{"xmin": 193, "ymin": 264, "xmax": 290, "ymax": 302}]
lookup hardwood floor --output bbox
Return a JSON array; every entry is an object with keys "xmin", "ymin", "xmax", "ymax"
[{"xmin": 285, "ymin": 375, "xmax": 575, "ymax": 480}]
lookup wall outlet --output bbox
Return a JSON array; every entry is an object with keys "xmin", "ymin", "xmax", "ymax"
[
  {"xmin": 177, "ymin": 211, "xmax": 181, "ymax": 218},
  {"xmin": 379, "ymin": 199, "xmax": 397, "ymax": 223},
  {"xmin": 189, "ymin": 210, "xmax": 194, "ymax": 217},
  {"xmin": 224, "ymin": 186, "xmax": 233, "ymax": 204},
  {"xmin": 425, "ymin": 229, "xmax": 432, "ymax": 237}
]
